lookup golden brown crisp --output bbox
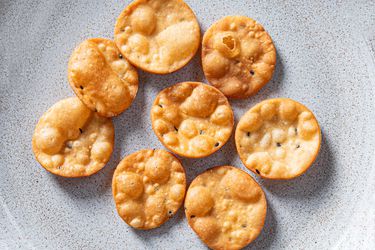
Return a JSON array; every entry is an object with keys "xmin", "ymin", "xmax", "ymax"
[
  {"xmin": 114, "ymin": 0, "xmax": 200, "ymax": 74},
  {"xmin": 235, "ymin": 98, "xmax": 321, "ymax": 179},
  {"xmin": 151, "ymin": 82, "xmax": 234, "ymax": 158},
  {"xmin": 68, "ymin": 38, "xmax": 138, "ymax": 117},
  {"xmin": 112, "ymin": 149, "xmax": 186, "ymax": 229},
  {"xmin": 185, "ymin": 166, "xmax": 267, "ymax": 250},
  {"xmin": 32, "ymin": 97, "xmax": 114, "ymax": 177},
  {"xmin": 202, "ymin": 16, "xmax": 276, "ymax": 99}
]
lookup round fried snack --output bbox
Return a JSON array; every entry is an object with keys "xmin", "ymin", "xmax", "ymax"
[
  {"xmin": 235, "ymin": 98, "xmax": 321, "ymax": 179},
  {"xmin": 32, "ymin": 98, "xmax": 114, "ymax": 177},
  {"xmin": 68, "ymin": 38, "xmax": 138, "ymax": 117},
  {"xmin": 114, "ymin": 0, "xmax": 200, "ymax": 74},
  {"xmin": 185, "ymin": 166, "xmax": 267, "ymax": 250},
  {"xmin": 202, "ymin": 16, "xmax": 276, "ymax": 99},
  {"xmin": 151, "ymin": 82, "xmax": 234, "ymax": 158},
  {"xmin": 112, "ymin": 149, "xmax": 186, "ymax": 229}
]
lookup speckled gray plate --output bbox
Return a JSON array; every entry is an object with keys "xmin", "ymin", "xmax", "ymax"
[{"xmin": 1, "ymin": 0, "xmax": 375, "ymax": 249}]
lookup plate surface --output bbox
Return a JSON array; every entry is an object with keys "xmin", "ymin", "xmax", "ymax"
[{"xmin": 1, "ymin": 0, "xmax": 375, "ymax": 249}]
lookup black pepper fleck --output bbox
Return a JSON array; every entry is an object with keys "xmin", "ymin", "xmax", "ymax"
[
  {"xmin": 295, "ymin": 128, "xmax": 298, "ymax": 135},
  {"xmin": 256, "ymin": 169, "xmax": 260, "ymax": 174},
  {"xmin": 250, "ymin": 70, "xmax": 255, "ymax": 75},
  {"xmin": 79, "ymin": 85, "xmax": 83, "ymax": 90},
  {"xmin": 296, "ymin": 144, "xmax": 300, "ymax": 149},
  {"xmin": 241, "ymin": 224, "xmax": 247, "ymax": 228},
  {"xmin": 158, "ymin": 104, "xmax": 163, "ymax": 108},
  {"xmin": 190, "ymin": 215, "xmax": 196, "ymax": 219},
  {"xmin": 119, "ymin": 54, "xmax": 123, "ymax": 59},
  {"xmin": 79, "ymin": 128, "xmax": 83, "ymax": 134},
  {"xmin": 214, "ymin": 142, "xmax": 220, "ymax": 147},
  {"xmin": 174, "ymin": 126, "xmax": 178, "ymax": 132},
  {"xmin": 168, "ymin": 210, "xmax": 173, "ymax": 217},
  {"xmin": 276, "ymin": 142, "xmax": 281, "ymax": 147},
  {"xmin": 247, "ymin": 132, "xmax": 251, "ymax": 137}
]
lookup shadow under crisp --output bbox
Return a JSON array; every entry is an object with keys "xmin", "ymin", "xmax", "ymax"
[
  {"xmin": 130, "ymin": 205, "xmax": 185, "ymax": 241},
  {"xmin": 180, "ymin": 130, "xmax": 238, "ymax": 184},
  {"xmin": 259, "ymin": 130, "xmax": 335, "ymax": 200},
  {"xmin": 115, "ymin": 72, "xmax": 147, "ymax": 134},
  {"xmin": 247, "ymin": 203, "xmax": 277, "ymax": 250}
]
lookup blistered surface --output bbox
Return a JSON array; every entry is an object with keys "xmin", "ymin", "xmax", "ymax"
[
  {"xmin": 202, "ymin": 16, "xmax": 276, "ymax": 99},
  {"xmin": 185, "ymin": 166, "xmax": 266, "ymax": 250},
  {"xmin": 112, "ymin": 149, "xmax": 186, "ymax": 229},
  {"xmin": 236, "ymin": 98, "xmax": 321, "ymax": 179},
  {"xmin": 68, "ymin": 38, "xmax": 138, "ymax": 117},
  {"xmin": 114, "ymin": 0, "xmax": 200, "ymax": 74},
  {"xmin": 151, "ymin": 82, "xmax": 234, "ymax": 158},
  {"xmin": 1, "ymin": 1, "xmax": 375, "ymax": 249},
  {"xmin": 32, "ymin": 98, "xmax": 114, "ymax": 177}
]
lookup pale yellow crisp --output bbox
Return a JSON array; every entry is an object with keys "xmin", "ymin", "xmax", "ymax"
[
  {"xmin": 32, "ymin": 97, "xmax": 114, "ymax": 177},
  {"xmin": 114, "ymin": 0, "xmax": 200, "ymax": 74},
  {"xmin": 185, "ymin": 166, "xmax": 267, "ymax": 250},
  {"xmin": 112, "ymin": 149, "xmax": 186, "ymax": 230},
  {"xmin": 68, "ymin": 38, "xmax": 138, "ymax": 117},
  {"xmin": 151, "ymin": 82, "xmax": 234, "ymax": 158},
  {"xmin": 235, "ymin": 98, "xmax": 321, "ymax": 179},
  {"xmin": 202, "ymin": 16, "xmax": 276, "ymax": 99}
]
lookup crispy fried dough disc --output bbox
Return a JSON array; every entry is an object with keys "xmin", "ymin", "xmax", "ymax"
[
  {"xmin": 185, "ymin": 166, "xmax": 267, "ymax": 250},
  {"xmin": 235, "ymin": 98, "xmax": 321, "ymax": 179},
  {"xmin": 202, "ymin": 16, "xmax": 276, "ymax": 99},
  {"xmin": 68, "ymin": 38, "xmax": 138, "ymax": 117},
  {"xmin": 32, "ymin": 97, "xmax": 114, "ymax": 177},
  {"xmin": 112, "ymin": 149, "xmax": 186, "ymax": 229},
  {"xmin": 114, "ymin": 0, "xmax": 200, "ymax": 74},
  {"xmin": 151, "ymin": 82, "xmax": 234, "ymax": 158}
]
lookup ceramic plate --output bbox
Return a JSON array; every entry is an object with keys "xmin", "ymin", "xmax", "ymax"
[{"xmin": 1, "ymin": 1, "xmax": 374, "ymax": 249}]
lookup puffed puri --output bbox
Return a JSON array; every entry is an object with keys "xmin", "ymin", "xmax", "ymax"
[
  {"xmin": 114, "ymin": 0, "xmax": 201, "ymax": 74},
  {"xmin": 235, "ymin": 98, "xmax": 321, "ymax": 179},
  {"xmin": 150, "ymin": 82, "xmax": 234, "ymax": 158},
  {"xmin": 202, "ymin": 15, "xmax": 276, "ymax": 99},
  {"xmin": 32, "ymin": 97, "xmax": 114, "ymax": 177},
  {"xmin": 185, "ymin": 166, "xmax": 267, "ymax": 250},
  {"xmin": 68, "ymin": 38, "xmax": 138, "ymax": 117},
  {"xmin": 112, "ymin": 149, "xmax": 186, "ymax": 230}
]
